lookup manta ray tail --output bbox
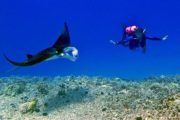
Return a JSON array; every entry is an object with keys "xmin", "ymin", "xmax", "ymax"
[
  {"xmin": 3, "ymin": 54, "xmax": 25, "ymax": 66},
  {"xmin": 0, "ymin": 66, "xmax": 19, "ymax": 76},
  {"xmin": 26, "ymin": 54, "xmax": 33, "ymax": 59}
]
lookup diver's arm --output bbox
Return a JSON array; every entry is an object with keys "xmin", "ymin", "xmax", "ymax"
[
  {"xmin": 110, "ymin": 39, "xmax": 129, "ymax": 46},
  {"xmin": 110, "ymin": 24, "xmax": 127, "ymax": 45},
  {"xmin": 110, "ymin": 40, "xmax": 123, "ymax": 45},
  {"xmin": 110, "ymin": 40, "xmax": 129, "ymax": 47},
  {"xmin": 146, "ymin": 35, "xmax": 168, "ymax": 41}
]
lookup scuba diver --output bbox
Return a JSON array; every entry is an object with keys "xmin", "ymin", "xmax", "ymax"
[{"xmin": 110, "ymin": 25, "xmax": 168, "ymax": 53}]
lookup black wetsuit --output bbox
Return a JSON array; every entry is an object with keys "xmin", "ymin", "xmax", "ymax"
[{"xmin": 116, "ymin": 26, "xmax": 164, "ymax": 52}]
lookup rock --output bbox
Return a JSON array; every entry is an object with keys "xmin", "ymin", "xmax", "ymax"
[
  {"xmin": 4, "ymin": 82, "xmax": 26, "ymax": 96},
  {"xmin": 57, "ymin": 89, "xmax": 66, "ymax": 96},
  {"xmin": 20, "ymin": 96, "xmax": 29, "ymax": 103},
  {"xmin": 102, "ymin": 108, "xmax": 107, "ymax": 112},
  {"xmin": 19, "ymin": 102, "xmax": 29, "ymax": 114},
  {"xmin": 37, "ymin": 83, "xmax": 49, "ymax": 95},
  {"xmin": 136, "ymin": 117, "xmax": 142, "ymax": 120},
  {"xmin": 19, "ymin": 98, "xmax": 38, "ymax": 114},
  {"xmin": 42, "ymin": 112, "xmax": 48, "ymax": 116}
]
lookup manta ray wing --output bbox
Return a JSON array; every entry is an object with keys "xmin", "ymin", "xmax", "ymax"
[
  {"xmin": 4, "ymin": 23, "xmax": 71, "ymax": 67},
  {"xmin": 52, "ymin": 22, "xmax": 70, "ymax": 49}
]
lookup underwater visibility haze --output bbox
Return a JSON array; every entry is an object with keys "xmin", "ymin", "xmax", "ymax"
[
  {"xmin": 0, "ymin": 0, "xmax": 180, "ymax": 78},
  {"xmin": 0, "ymin": 1, "xmax": 180, "ymax": 120}
]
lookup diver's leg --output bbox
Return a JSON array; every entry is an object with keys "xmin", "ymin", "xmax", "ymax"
[
  {"xmin": 140, "ymin": 38, "xmax": 146, "ymax": 53},
  {"xmin": 128, "ymin": 41, "xmax": 136, "ymax": 50}
]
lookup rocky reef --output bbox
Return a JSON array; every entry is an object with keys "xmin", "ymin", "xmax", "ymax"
[{"xmin": 0, "ymin": 75, "xmax": 179, "ymax": 120}]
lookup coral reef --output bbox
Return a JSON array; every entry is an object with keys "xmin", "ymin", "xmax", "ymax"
[
  {"xmin": 36, "ymin": 83, "xmax": 49, "ymax": 95},
  {"xmin": 4, "ymin": 81, "xmax": 26, "ymax": 96},
  {"xmin": 0, "ymin": 75, "xmax": 179, "ymax": 120},
  {"xmin": 19, "ymin": 98, "xmax": 38, "ymax": 114}
]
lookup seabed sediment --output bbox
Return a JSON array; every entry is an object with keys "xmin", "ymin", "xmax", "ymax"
[{"xmin": 0, "ymin": 75, "xmax": 179, "ymax": 120}]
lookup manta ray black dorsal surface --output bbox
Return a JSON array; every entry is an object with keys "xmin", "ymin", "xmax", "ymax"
[
  {"xmin": 4, "ymin": 22, "xmax": 72, "ymax": 67},
  {"xmin": 52, "ymin": 22, "xmax": 70, "ymax": 49}
]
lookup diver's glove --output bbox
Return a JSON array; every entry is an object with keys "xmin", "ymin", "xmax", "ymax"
[
  {"xmin": 110, "ymin": 40, "xmax": 117, "ymax": 45},
  {"xmin": 162, "ymin": 35, "xmax": 168, "ymax": 41}
]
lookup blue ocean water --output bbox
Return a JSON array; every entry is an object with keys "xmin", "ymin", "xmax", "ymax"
[{"xmin": 0, "ymin": 0, "xmax": 179, "ymax": 79}]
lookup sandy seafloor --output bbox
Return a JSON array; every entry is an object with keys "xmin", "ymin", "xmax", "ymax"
[{"xmin": 0, "ymin": 75, "xmax": 179, "ymax": 120}]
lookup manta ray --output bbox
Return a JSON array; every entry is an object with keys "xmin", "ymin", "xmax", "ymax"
[{"xmin": 4, "ymin": 23, "xmax": 78, "ymax": 66}]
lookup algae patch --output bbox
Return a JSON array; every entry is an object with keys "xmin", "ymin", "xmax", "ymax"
[{"xmin": 19, "ymin": 98, "xmax": 38, "ymax": 114}]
